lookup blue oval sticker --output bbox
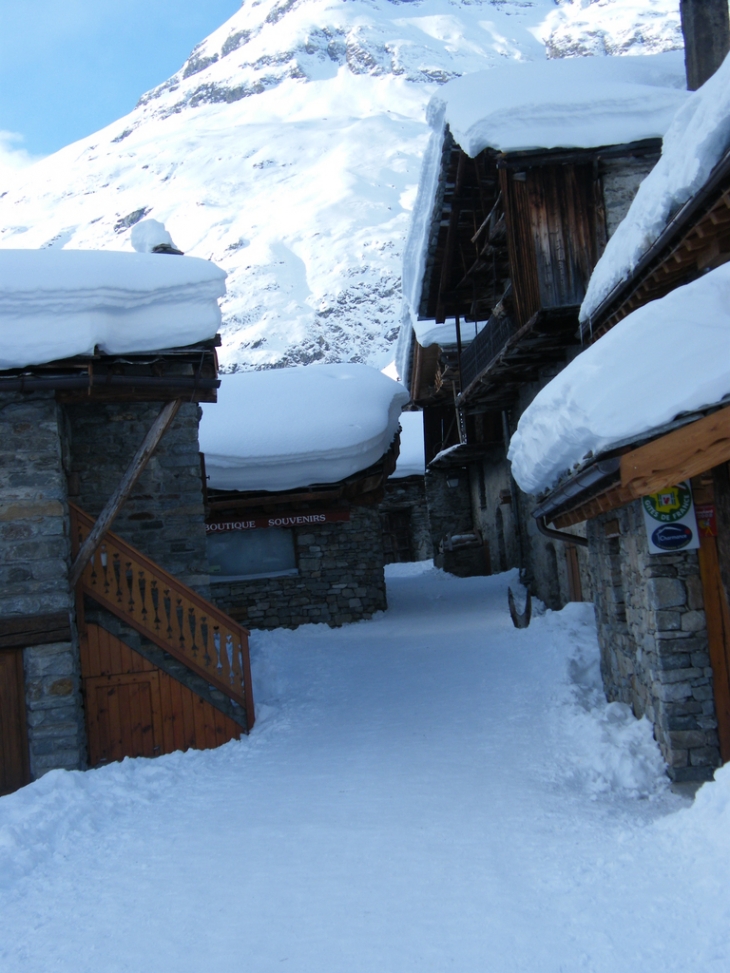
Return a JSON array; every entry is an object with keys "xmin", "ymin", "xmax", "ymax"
[{"xmin": 652, "ymin": 523, "xmax": 693, "ymax": 551}]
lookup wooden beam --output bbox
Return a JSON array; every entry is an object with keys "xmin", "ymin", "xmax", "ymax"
[
  {"xmin": 620, "ymin": 405, "xmax": 730, "ymax": 498},
  {"xmin": 552, "ymin": 482, "xmax": 636, "ymax": 529},
  {"xmin": 69, "ymin": 398, "xmax": 182, "ymax": 589}
]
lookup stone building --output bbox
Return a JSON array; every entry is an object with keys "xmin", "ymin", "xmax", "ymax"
[
  {"xmin": 396, "ymin": 52, "xmax": 686, "ymax": 602},
  {"xmin": 200, "ymin": 363, "xmax": 409, "ymax": 630},
  {"xmin": 379, "ymin": 411, "xmax": 433, "ymax": 566},
  {"xmin": 0, "ymin": 246, "xmax": 253, "ymax": 795},
  {"xmin": 508, "ymin": 53, "xmax": 730, "ymax": 781}
]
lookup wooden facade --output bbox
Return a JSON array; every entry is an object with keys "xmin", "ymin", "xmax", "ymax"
[
  {"xmin": 0, "ymin": 649, "xmax": 30, "ymax": 795},
  {"xmin": 80, "ymin": 624, "xmax": 241, "ymax": 767}
]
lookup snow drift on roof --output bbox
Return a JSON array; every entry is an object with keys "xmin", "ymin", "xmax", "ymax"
[
  {"xmin": 0, "ymin": 249, "xmax": 226, "ymax": 369},
  {"xmin": 201, "ymin": 364, "xmax": 409, "ymax": 493},
  {"xmin": 582, "ymin": 52, "xmax": 730, "ymax": 323},
  {"xmin": 508, "ymin": 263, "xmax": 730, "ymax": 495},
  {"xmin": 434, "ymin": 51, "xmax": 687, "ymax": 159},
  {"xmin": 396, "ymin": 51, "xmax": 686, "ymax": 390}
]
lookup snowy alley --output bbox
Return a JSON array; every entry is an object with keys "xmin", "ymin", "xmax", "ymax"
[{"xmin": 1, "ymin": 563, "xmax": 729, "ymax": 972}]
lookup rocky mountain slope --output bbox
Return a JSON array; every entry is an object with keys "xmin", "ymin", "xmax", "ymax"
[{"xmin": 0, "ymin": 0, "xmax": 682, "ymax": 371}]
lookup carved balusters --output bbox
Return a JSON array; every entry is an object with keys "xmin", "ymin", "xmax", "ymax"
[
  {"xmin": 225, "ymin": 634, "xmax": 234, "ymax": 685},
  {"xmin": 201, "ymin": 618, "xmax": 211, "ymax": 667},
  {"xmin": 151, "ymin": 581, "xmax": 160, "ymax": 629},
  {"xmin": 69, "ymin": 506, "xmax": 252, "ymax": 722},
  {"xmin": 188, "ymin": 608, "xmax": 199, "ymax": 659},
  {"xmin": 163, "ymin": 590, "xmax": 173, "ymax": 639},
  {"xmin": 101, "ymin": 545, "xmax": 109, "ymax": 593},
  {"xmin": 113, "ymin": 555, "xmax": 122, "ymax": 602}
]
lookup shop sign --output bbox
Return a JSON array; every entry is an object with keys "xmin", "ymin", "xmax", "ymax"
[
  {"xmin": 642, "ymin": 482, "xmax": 700, "ymax": 554},
  {"xmin": 206, "ymin": 509, "xmax": 351, "ymax": 533},
  {"xmin": 695, "ymin": 503, "xmax": 717, "ymax": 537}
]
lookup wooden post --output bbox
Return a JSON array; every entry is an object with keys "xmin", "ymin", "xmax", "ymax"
[
  {"xmin": 69, "ymin": 398, "xmax": 183, "ymax": 589},
  {"xmin": 680, "ymin": 0, "xmax": 730, "ymax": 90}
]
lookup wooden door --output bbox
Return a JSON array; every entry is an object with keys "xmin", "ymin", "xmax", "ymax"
[
  {"xmin": 565, "ymin": 545, "xmax": 584, "ymax": 602},
  {"xmin": 0, "ymin": 649, "xmax": 30, "ymax": 795},
  {"xmin": 80, "ymin": 623, "xmax": 242, "ymax": 767},
  {"xmin": 381, "ymin": 510, "xmax": 412, "ymax": 564},
  {"xmin": 85, "ymin": 672, "xmax": 163, "ymax": 766},
  {"xmin": 693, "ymin": 472, "xmax": 730, "ymax": 762}
]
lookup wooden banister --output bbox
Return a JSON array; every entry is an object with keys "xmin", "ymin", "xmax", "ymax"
[{"xmin": 69, "ymin": 503, "xmax": 254, "ymax": 731}]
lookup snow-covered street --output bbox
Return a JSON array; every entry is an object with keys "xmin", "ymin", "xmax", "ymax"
[{"xmin": 1, "ymin": 563, "xmax": 729, "ymax": 972}]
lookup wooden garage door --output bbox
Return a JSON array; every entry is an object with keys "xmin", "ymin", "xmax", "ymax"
[
  {"xmin": 81, "ymin": 624, "xmax": 242, "ymax": 768},
  {"xmin": 0, "ymin": 649, "xmax": 30, "ymax": 796}
]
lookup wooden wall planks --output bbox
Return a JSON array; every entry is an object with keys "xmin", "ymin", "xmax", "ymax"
[
  {"xmin": 80, "ymin": 624, "xmax": 241, "ymax": 768},
  {"xmin": 0, "ymin": 649, "xmax": 30, "ymax": 796}
]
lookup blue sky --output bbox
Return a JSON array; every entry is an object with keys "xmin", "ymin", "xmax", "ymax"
[{"xmin": 0, "ymin": 0, "xmax": 241, "ymax": 160}]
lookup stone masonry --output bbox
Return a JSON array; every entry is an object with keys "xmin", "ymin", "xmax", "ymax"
[
  {"xmin": 0, "ymin": 392, "xmax": 86, "ymax": 777},
  {"xmin": 588, "ymin": 501, "xmax": 721, "ymax": 782},
  {"xmin": 379, "ymin": 476, "xmax": 434, "ymax": 563},
  {"xmin": 63, "ymin": 401, "xmax": 210, "ymax": 595},
  {"xmin": 211, "ymin": 504, "xmax": 387, "ymax": 629}
]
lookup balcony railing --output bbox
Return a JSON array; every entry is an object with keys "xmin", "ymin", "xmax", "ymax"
[
  {"xmin": 460, "ymin": 313, "xmax": 518, "ymax": 394},
  {"xmin": 69, "ymin": 503, "xmax": 254, "ymax": 730}
]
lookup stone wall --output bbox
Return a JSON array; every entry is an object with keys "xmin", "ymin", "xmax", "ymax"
[
  {"xmin": 64, "ymin": 401, "xmax": 210, "ymax": 595},
  {"xmin": 211, "ymin": 504, "xmax": 387, "ymax": 629},
  {"xmin": 0, "ymin": 392, "xmax": 86, "ymax": 777},
  {"xmin": 23, "ymin": 640, "xmax": 85, "ymax": 778},
  {"xmin": 0, "ymin": 393, "xmax": 73, "ymax": 617},
  {"xmin": 470, "ymin": 447, "xmax": 519, "ymax": 575},
  {"xmin": 380, "ymin": 476, "xmax": 433, "ymax": 562},
  {"xmin": 601, "ymin": 154, "xmax": 660, "ymax": 238},
  {"xmin": 424, "ymin": 468, "xmax": 487, "ymax": 575},
  {"xmin": 588, "ymin": 501, "xmax": 720, "ymax": 782}
]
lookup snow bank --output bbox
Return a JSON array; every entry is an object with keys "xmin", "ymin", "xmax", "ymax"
[
  {"xmin": 391, "ymin": 410, "xmax": 425, "ymax": 478},
  {"xmin": 0, "ymin": 249, "xmax": 226, "ymax": 369},
  {"xmin": 555, "ymin": 605, "xmax": 668, "ymax": 799},
  {"xmin": 201, "ymin": 364, "xmax": 409, "ymax": 492},
  {"xmin": 434, "ymin": 51, "xmax": 686, "ymax": 159},
  {"xmin": 582, "ymin": 51, "xmax": 730, "ymax": 322},
  {"xmin": 508, "ymin": 264, "xmax": 730, "ymax": 494}
]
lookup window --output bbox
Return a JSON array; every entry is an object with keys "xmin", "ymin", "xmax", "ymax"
[{"xmin": 207, "ymin": 528, "xmax": 297, "ymax": 581}]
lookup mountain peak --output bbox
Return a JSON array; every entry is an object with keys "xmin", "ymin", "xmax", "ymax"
[{"xmin": 0, "ymin": 1, "xmax": 681, "ymax": 371}]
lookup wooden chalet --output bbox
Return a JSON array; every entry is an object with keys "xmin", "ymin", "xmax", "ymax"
[
  {"xmin": 399, "ymin": 53, "xmax": 682, "ymax": 597},
  {"xmin": 1, "ymin": 253, "xmax": 254, "ymax": 796}
]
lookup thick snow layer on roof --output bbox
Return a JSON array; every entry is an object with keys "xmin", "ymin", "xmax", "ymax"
[
  {"xmin": 435, "ymin": 51, "xmax": 687, "ymax": 159},
  {"xmin": 391, "ymin": 410, "xmax": 425, "ymax": 479},
  {"xmin": 396, "ymin": 51, "xmax": 686, "ymax": 390},
  {"xmin": 508, "ymin": 264, "xmax": 730, "ymax": 495},
  {"xmin": 582, "ymin": 53, "xmax": 730, "ymax": 322},
  {"xmin": 201, "ymin": 364, "xmax": 409, "ymax": 492},
  {"xmin": 0, "ymin": 249, "xmax": 226, "ymax": 369}
]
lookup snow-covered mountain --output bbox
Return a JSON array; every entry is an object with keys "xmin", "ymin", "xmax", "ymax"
[{"xmin": 0, "ymin": 0, "xmax": 682, "ymax": 371}]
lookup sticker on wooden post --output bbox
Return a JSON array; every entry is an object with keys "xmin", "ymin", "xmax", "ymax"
[{"xmin": 642, "ymin": 482, "xmax": 700, "ymax": 554}]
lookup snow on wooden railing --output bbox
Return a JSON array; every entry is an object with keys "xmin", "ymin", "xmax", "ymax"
[{"xmin": 69, "ymin": 503, "xmax": 254, "ymax": 730}]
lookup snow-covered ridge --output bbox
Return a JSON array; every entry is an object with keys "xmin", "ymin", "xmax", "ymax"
[
  {"xmin": 0, "ymin": 249, "xmax": 225, "ymax": 370},
  {"xmin": 508, "ymin": 264, "xmax": 730, "ymax": 495},
  {"xmin": 0, "ymin": 1, "xmax": 682, "ymax": 372},
  {"xmin": 200, "ymin": 363, "xmax": 409, "ymax": 492},
  {"xmin": 582, "ymin": 51, "xmax": 730, "ymax": 323}
]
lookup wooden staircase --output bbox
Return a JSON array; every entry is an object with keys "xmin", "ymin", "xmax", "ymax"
[{"xmin": 70, "ymin": 504, "xmax": 254, "ymax": 766}]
